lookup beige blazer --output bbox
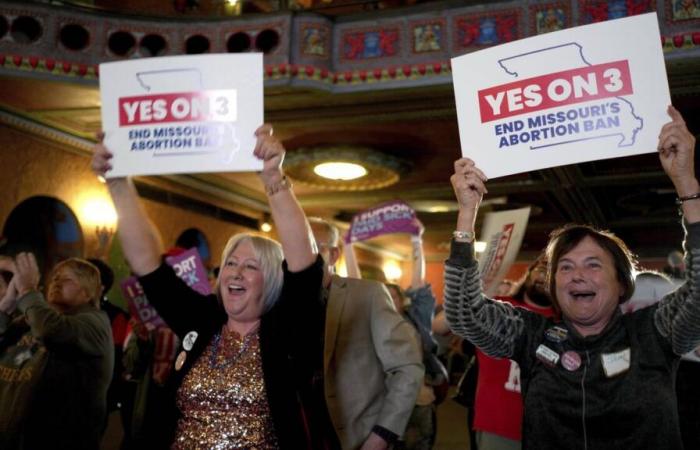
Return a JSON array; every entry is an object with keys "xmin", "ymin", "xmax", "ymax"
[{"xmin": 324, "ymin": 275, "xmax": 424, "ymax": 449}]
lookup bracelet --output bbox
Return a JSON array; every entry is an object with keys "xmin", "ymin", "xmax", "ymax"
[
  {"xmin": 676, "ymin": 192, "xmax": 700, "ymax": 205},
  {"xmin": 453, "ymin": 230, "xmax": 475, "ymax": 242},
  {"xmin": 265, "ymin": 176, "xmax": 292, "ymax": 196}
]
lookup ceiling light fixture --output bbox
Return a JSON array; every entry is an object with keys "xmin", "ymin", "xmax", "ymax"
[
  {"xmin": 313, "ymin": 162, "xmax": 368, "ymax": 180},
  {"xmin": 260, "ymin": 214, "xmax": 272, "ymax": 233},
  {"xmin": 410, "ymin": 200, "xmax": 459, "ymax": 213},
  {"xmin": 284, "ymin": 145, "xmax": 411, "ymax": 191}
]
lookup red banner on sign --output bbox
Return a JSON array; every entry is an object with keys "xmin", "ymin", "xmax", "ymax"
[{"xmin": 478, "ymin": 60, "xmax": 633, "ymax": 123}]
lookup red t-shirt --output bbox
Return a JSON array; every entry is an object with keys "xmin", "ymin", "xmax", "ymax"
[{"xmin": 473, "ymin": 297, "xmax": 554, "ymax": 441}]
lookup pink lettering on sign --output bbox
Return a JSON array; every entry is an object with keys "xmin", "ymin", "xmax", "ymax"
[
  {"xmin": 478, "ymin": 60, "xmax": 633, "ymax": 123},
  {"xmin": 118, "ymin": 90, "xmax": 237, "ymax": 126}
]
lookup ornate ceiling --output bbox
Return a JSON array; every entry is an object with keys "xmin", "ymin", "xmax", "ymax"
[{"xmin": 1, "ymin": 0, "xmax": 700, "ymax": 264}]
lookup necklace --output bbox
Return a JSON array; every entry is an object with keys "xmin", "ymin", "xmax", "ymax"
[{"xmin": 208, "ymin": 327, "xmax": 257, "ymax": 370}]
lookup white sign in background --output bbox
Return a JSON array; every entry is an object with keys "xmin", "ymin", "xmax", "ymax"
[
  {"xmin": 478, "ymin": 207, "xmax": 531, "ymax": 297},
  {"xmin": 100, "ymin": 54, "xmax": 263, "ymax": 177},
  {"xmin": 452, "ymin": 13, "xmax": 671, "ymax": 179}
]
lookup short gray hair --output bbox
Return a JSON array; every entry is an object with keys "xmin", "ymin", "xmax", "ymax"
[
  {"xmin": 215, "ymin": 233, "xmax": 284, "ymax": 313},
  {"xmin": 308, "ymin": 217, "xmax": 340, "ymax": 247}
]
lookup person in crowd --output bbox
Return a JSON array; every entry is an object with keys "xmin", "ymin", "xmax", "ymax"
[
  {"xmin": 620, "ymin": 269, "xmax": 700, "ymax": 450},
  {"xmin": 443, "ymin": 105, "xmax": 700, "ymax": 450},
  {"xmin": 87, "ymin": 258, "xmax": 131, "ymax": 434},
  {"xmin": 0, "ymin": 255, "xmax": 113, "ymax": 450},
  {"xmin": 619, "ymin": 270, "xmax": 676, "ymax": 314},
  {"xmin": 384, "ymin": 226, "xmax": 447, "ymax": 450},
  {"xmin": 676, "ymin": 336, "xmax": 700, "ymax": 450},
  {"xmin": 121, "ymin": 314, "xmax": 179, "ymax": 449},
  {"xmin": 346, "ymin": 219, "xmax": 444, "ymax": 450},
  {"xmin": 308, "ymin": 217, "xmax": 424, "ymax": 449},
  {"xmin": 663, "ymin": 249, "xmax": 686, "ymax": 280},
  {"xmin": 433, "ymin": 255, "xmax": 554, "ymax": 450},
  {"xmin": 92, "ymin": 125, "xmax": 337, "ymax": 449}
]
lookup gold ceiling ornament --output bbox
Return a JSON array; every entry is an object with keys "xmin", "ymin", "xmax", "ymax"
[{"xmin": 284, "ymin": 145, "xmax": 411, "ymax": 191}]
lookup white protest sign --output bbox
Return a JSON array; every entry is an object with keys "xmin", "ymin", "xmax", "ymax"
[
  {"xmin": 478, "ymin": 207, "xmax": 531, "ymax": 296},
  {"xmin": 452, "ymin": 13, "xmax": 670, "ymax": 179},
  {"xmin": 100, "ymin": 54, "xmax": 263, "ymax": 177}
]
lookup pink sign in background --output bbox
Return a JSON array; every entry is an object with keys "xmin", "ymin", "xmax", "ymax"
[{"xmin": 347, "ymin": 200, "xmax": 420, "ymax": 243}]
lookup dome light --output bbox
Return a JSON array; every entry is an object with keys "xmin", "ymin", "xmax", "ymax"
[{"xmin": 313, "ymin": 162, "xmax": 367, "ymax": 181}]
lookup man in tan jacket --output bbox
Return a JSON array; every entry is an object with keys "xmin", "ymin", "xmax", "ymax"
[{"xmin": 310, "ymin": 218, "xmax": 423, "ymax": 449}]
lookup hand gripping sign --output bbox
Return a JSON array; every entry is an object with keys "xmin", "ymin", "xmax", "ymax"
[
  {"xmin": 452, "ymin": 13, "xmax": 671, "ymax": 179},
  {"xmin": 100, "ymin": 54, "xmax": 263, "ymax": 177},
  {"xmin": 346, "ymin": 200, "xmax": 421, "ymax": 244}
]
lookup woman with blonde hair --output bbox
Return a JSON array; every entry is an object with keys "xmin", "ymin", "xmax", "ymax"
[{"xmin": 92, "ymin": 124, "xmax": 336, "ymax": 449}]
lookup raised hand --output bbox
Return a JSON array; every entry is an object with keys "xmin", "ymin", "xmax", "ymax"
[
  {"xmin": 450, "ymin": 158, "xmax": 488, "ymax": 215},
  {"xmin": 253, "ymin": 124, "xmax": 286, "ymax": 187},
  {"xmin": 14, "ymin": 252, "xmax": 40, "ymax": 297},
  {"xmin": 92, "ymin": 132, "xmax": 120, "ymax": 182},
  {"xmin": 658, "ymin": 106, "xmax": 698, "ymax": 195}
]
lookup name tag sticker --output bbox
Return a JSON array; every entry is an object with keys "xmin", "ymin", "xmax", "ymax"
[
  {"xmin": 601, "ymin": 348, "xmax": 631, "ymax": 377},
  {"xmin": 535, "ymin": 344, "xmax": 560, "ymax": 367}
]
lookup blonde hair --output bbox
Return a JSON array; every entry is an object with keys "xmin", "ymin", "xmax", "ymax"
[
  {"xmin": 215, "ymin": 233, "xmax": 284, "ymax": 313},
  {"xmin": 51, "ymin": 258, "xmax": 102, "ymax": 308}
]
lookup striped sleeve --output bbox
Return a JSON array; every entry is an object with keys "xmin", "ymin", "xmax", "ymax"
[
  {"xmin": 443, "ymin": 240, "xmax": 525, "ymax": 359},
  {"xmin": 654, "ymin": 221, "xmax": 700, "ymax": 355}
]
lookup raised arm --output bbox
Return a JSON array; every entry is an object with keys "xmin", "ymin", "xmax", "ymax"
[
  {"xmin": 12, "ymin": 253, "xmax": 111, "ymax": 355},
  {"xmin": 451, "ymin": 158, "xmax": 486, "ymax": 239},
  {"xmin": 91, "ymin": 139, "xmax": 163, "ymax": 276},
  {"xmin": 444, "ymin": 158, "xmax": 526, "ymax": 359},
  {"xmin": 659, "ymin": 106, "xmax": 700, "ymax": 222},
  {"xmin": 410, "ymin": 219, "xmax": 426, "ymax": 290},
  {"xmin": 253, "ymin": 125, "xmax": 316, "ymax": 272},
  {"xmin": 343, "ymin": 241, "xmax": 362, "ymax": 279},
  {"xmin": 654, "ymin": 106, "xmax": 700, "ymax": 354}
]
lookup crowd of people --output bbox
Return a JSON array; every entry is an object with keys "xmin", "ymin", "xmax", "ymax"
[{"xmin": 0, "ymin": 105, "xmax": 698, "ymax": 450}]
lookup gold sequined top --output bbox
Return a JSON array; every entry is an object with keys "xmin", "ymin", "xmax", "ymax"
[{"xmin": 173, "ymin": 327, "xmax": 279, "ymax": 450}]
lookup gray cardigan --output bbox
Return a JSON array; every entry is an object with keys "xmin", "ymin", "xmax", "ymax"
[{"xmin": 443, "ymin": 221, "xmax": 700, "ymax": 450}]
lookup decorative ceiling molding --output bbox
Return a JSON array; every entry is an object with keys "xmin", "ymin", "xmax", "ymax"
[
  {"xmin": 1, "ymin": 1, "xmax": 699, "ymax": 93},
  {"xmin": 0, "ymin": 107, "xmax": 93, "ymax": 155}
]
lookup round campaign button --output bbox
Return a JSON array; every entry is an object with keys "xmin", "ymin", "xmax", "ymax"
[
  {"xmin": 561, "ymin": 350, "xmax": 582, "ymax": 371},
  {"xmin": 183, "ymin": 331, "xmax": 198, "ymax": 351},
  {"xmin": 175, "ymin": 351, "xmax": 187, "ymax": 371}
]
